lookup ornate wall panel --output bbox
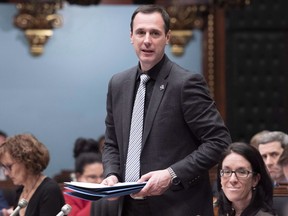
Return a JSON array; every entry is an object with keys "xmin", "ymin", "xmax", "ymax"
[{"xmin": 225, "ymin": 0, "xmax": 288, "ymax": 141}]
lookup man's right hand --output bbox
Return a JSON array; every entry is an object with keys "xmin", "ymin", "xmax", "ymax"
[
  {"xmin": 101, "ymin": 174, "xmax": 119, "ymax": 186},
  {"xmin": 101, "ymin": 175, "xmax": 120, "ymax": 201}
]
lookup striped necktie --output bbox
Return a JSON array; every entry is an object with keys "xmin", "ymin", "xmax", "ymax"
[{"xmin": 125, "ymin": 74, "xmax": 150, "ymax": 182}]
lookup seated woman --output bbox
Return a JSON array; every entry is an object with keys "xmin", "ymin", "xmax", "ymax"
[
  {"xmin": 216, "ymin": 142, "xmax": 276, "ymax": 216},
  {"xmin": 0, "ymin": 133, "xmax": 65, "ymax": 216},
  {"xmin": 64, "ymin": 152, "xmax": 103, "ymax": 216}
]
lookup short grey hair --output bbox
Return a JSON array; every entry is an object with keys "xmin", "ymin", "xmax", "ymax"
[{"xmin": 256, "ymin": 131, "xmax": 288, "ymax": 149}]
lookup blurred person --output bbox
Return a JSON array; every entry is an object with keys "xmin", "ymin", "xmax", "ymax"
[
  {"xmin": 74, "ymin": 152, "xmax": 103, "ymax": 184},
  {"xmin": 0, "ymin": 131, "xmax": 7, "ymax": 180},
  {"xmin": 73, "ymin": 138, "xmax": 99, "ymax": 159},
  {"xmin": 216, "ymin": 142, "xmax": 276, "ymax": 216},
  {"xmin": 276, "ymin": 145, "xmax": 288, "ymax": 216},
  {"xmin": 102, "ymin": 5, "xmax": 231, "ymax": 216},
  {"xmin": 0, "ymin": 131, "xmax": 7, "ymax": 145},
  {"xmin": 71, "ymin": 137, "xmax": 100, "ymax": 182},
  {"xmin": 252, "ymin": 131, "xmax": 288, "ymax": 185},
  {"xmin": 250, "ymin": 130, "xmax": 269, "ymax": 149},
  {"xmin": 97, "ymin": 135, "xmax": 105, "ymax": 154},
  {"xmin": 0, "ymin": 130, "xmax": 9, "ymax": 216},
  {"xmin": 278, "ymin": 145, "xmax": 288, "ymax": 181},
  {"xmin": 64, "ymin": 152, "xmax": 103, "ymax": 216},
  {"xmin": 0, "ymin": 133, "xmax": 65, "ymax": 216}
]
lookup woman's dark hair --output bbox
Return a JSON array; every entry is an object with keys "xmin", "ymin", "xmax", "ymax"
[
  {"xmin": 73, "ymin": 137, "xmax": 99, "ymax": 158},
  {"xmin": 216, "ymin": 142, "xmax": 275, "ymax": 215},
  {"xmin": 75, "ymin": 152, "xmax": 102, "ymax": 174},
  {"xmin": 130, "ymin": 5, "xmax": 170, "ymax": 34}
]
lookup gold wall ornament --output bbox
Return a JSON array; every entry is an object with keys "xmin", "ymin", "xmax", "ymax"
[
  {"xmin": 214, "ymin": 0, "xmax": 252, "ymax": 7},
  {"xmin": 166, "ymin": 4, "xmax": 209, "ymax": 56},
  {"xmin": 14, "ymin": 1, "xmax": 63, "ymax": 56},
  {"xmin": 169, "ymin": 30, "xmax": 193, "ymax": 56}
]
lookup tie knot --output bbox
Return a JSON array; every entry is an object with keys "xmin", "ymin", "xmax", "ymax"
[{"xmin": 140, "ymin": 74, "xmax": 150, "ymax": 84}]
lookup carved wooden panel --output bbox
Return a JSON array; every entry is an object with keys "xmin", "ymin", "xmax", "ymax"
[{"xmin": 225, "ymin": 0, "xmax": 288, "ymax": 142}]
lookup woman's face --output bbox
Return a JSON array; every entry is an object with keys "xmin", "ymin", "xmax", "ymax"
[
  {"xmin": 77, "ymin": 162, "xmax": 104, "ymax": 184},
  {"xmin": 221, "ymin": 152, "xmax": 260, "ymax": 206},
  {"xmin": 1, "ymin": 152, "xmax": 27, "ymax": 186}
]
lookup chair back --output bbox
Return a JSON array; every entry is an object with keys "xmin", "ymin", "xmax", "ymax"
[{"xmin": 273, "ymin": 183, "xmax": 288, "ymax": 216}]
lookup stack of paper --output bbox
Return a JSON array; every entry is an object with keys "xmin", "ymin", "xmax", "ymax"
[{"xmin": 64, "ymin": 182, "xmax": 146, "ymax": 201}]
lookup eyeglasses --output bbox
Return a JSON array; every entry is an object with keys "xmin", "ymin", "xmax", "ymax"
[
  {"xmin": 1, "ymin": 163, "xmax": 16, "ymax": 173},
  {"xmin": 220, "ymin": 169, "xmax": 255, "ymax": 178}
]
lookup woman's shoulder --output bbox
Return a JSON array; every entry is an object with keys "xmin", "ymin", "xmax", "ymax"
[{"xmin": 39, "ymin": 177, "xmax": 62, "ymax": 192}]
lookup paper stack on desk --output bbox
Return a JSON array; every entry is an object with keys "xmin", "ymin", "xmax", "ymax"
[{"xmin": 64, "ymin": 181, "xmax": 146, "ymax": 201}]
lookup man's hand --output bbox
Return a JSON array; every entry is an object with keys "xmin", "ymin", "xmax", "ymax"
[
  {"xmin": 131, "ymin": 169, "xmax": 172, "ymax": 198},
  {"xmin": 101, "ymin": 175, "xmax": 120, "ymax": 201},
  {"xmin": 101, "ymin": 174, "xmax": 119, "ymax": 186}
]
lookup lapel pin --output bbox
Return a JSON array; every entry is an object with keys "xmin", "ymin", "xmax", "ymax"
[{"xmin": 160, "ymin": 84, "xmax": 165, "ymax": 91}]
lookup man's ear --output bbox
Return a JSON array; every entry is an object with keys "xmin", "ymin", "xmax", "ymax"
[
  {"xmin": 166, "ymin": 30, "xmax": 171, "ymax": 45},
  {"xmin": 130, "ymin": 32, "xmax": 133, "ymax": 44}
]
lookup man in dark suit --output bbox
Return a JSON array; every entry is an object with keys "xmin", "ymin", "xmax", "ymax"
[{"xmin": 102, "ymin": 5, "xmax": 231, "ymax": 216}]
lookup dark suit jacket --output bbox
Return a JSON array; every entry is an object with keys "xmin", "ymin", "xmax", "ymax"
[{"xmin": 103, "ymin": 55, "xmax": 231, "ymax": 216}]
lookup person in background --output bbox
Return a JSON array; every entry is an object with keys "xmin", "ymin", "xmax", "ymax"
[
  {"xmin": 101, "ymin": 5, "xmax": 231, "ymax": 216},
  {"xmin": 277, "ymin": 145, "xmax": 288, "ymax": 216},
  {"xmin": 73, "ymin": 137, "xmax": 99, "ymax": 159},
  {"xmin": 278, "ymin": 145, "xmax": 288, "ymax": 181},
  {"xmin": 0, "ymin": 130, "xmax": 10, "ymax": 216},
  {"xmin": 0, "ymin": 131, "xmax": 7, "ymax": 180},
  {"xmin": 216, "ymin": 142, "xmax": 276, "ymax": 216},
  {"xmin": 63, "ymin": 152, "xmax": 103, "ymax": 216},
  {"xmin": 70, "ymin": 137, "xmax": 99, "ymax": 181},
  {"xmin": 97, "ymin": 135, "xmax": 105, "ymax": 154},
  {"xmin": 0, "ymin": 133, "xmax": 65, "ymax": 216},
  {"xmin": 251, "ymin": 131, "xmax": 288, "ymax": 186},
  {"xmin": 249, "ymin": 130, "xmax": 269, "ymax": 149},
  {"xmin": 0, "ymin": 131, "xmax": 7, "ymax": 145}
]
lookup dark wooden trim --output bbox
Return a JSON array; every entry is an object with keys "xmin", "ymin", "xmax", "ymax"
[
  {"xmin": 202, "ymin": 7, "xmax": 227, "ymax": 121},
  {"xmin": 274, "ymin": 183, "xmax": 288, "ymax": 197},
  {"xmin": 213, "ymin": 7, "xmax": 226, "ymax": 122}
]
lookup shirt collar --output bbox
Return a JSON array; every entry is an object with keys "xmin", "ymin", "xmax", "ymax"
[{"xmin": 136, "ymin": 55, "xmax": 166, "ymax": 81}]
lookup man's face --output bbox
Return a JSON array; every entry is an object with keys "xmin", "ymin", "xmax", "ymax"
[
  {"xmin": 130, "ymin": 12, "xmax": 170, "ymax": 71},
  {"xmin": 258, "ymin": 141, "xmax": 284, "ymax": 181}
]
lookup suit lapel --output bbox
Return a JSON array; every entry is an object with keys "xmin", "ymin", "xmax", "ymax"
[
  {"xmin": 142, "ymin": 59, "xmax": 173, "ymax": 147},
  {"xmin": 122, "ymin": 69, "xmax": 137, "ymax": 157}
]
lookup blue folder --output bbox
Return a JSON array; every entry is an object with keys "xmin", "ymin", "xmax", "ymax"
[{"xmin": 64, "ymin": 182, "xmax": 146, "ymax": 201}]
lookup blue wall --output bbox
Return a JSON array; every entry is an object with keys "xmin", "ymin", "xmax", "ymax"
[{"xmin": 0, "ymin": 3, "xmax": 202, "ymax": 178}]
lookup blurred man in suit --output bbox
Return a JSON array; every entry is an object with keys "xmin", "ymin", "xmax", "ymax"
[
  {"xmin": 252, "ymin": 131, "xmax": 288, "ymax": 186},
  {"xmin": 278, "ymin": 145, "xmax": 288, "ymax": 181}
]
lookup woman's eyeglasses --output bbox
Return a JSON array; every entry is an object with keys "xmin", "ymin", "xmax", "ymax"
[
  {"xmin": 1, "ymin": 163, "xmax": 16, "ymax": 173},
  {"xmin": 220, "ymin": 169, "xmax": 255, "ymax": 178}
]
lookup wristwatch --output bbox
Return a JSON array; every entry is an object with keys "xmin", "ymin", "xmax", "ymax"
[{"xmin": 167, "ymin": 167, "xmax": 181, "ymax": 186}]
